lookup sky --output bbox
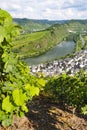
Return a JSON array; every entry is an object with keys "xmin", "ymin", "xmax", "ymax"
[{"xmin": 0, "ymin": 0, "xmax": 87, "ymax": 20}]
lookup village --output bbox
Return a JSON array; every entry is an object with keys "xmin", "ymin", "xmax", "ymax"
[{"xmin": 29, "ymin": 49, "xmax": 87, "ymax": 77}]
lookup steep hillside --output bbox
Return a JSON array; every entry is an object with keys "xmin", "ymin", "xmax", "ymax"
[
  {"xmin": 12, "ymin": 20, "xmax": 87, "ymax": 59},
  {"xmin": 13, "ymin": 18, "xmax": 69, "ymax": 33},
  {"xmin": 13, "ymin": 18, "xmax": 50, "ymax": 33},
  {"xmin": 13, "ymin": 18, "xmax": 87, "ymax": 34},
  {"xmin": 12, "ymin": 24, "xmax": 69, "ymax": 58}
]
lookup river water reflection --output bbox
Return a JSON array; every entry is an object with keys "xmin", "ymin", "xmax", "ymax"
[{"xmin": 25, "ymin": 41, "xmax": 75, "ymax": 65}]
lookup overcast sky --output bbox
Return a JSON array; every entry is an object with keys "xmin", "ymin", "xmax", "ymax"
[{"xmin": 0, "ymin": 0, "xmax": 87, "ymax": 20}]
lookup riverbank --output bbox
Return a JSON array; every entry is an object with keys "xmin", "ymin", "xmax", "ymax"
[
  {"xmin": 29, "ymin": 49, "xmax": 87, "ymax": 77},
  {"xmin": 25, "ymin": 41, "xmax": 75, "ymax": 65},
  {"xmin": 13, "ymin": 24, "xmax": 69, "ymax": 59}
]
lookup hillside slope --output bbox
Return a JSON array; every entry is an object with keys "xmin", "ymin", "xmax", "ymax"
[
  {"xmin": 13, "ymin": 18, "xmax": 51, "ymax": 33},
  {"xmin": 12, "ymin": 20, "xmax": 87, "ymax": 58},
  {"xmin": 12, "ymin": 24, "xmax": 69, "ymax": 58}
]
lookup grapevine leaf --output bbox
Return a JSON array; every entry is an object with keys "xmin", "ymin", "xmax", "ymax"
[
  {"xmin": 0, "ymin": 27, "xmax": 5, "ymax": 43},
  {"xmin": 2, "ymin": 96, "xmax": 13, "ymax": 113},
  {"xmin": 2, "ymin": 118, "xmax": 12, "ymax": 127},
  {"xmin": 37, "ymin": 78, "xmax": 46, "ymax": 86},
  {"xmin": 81, "ymin": 105, "xmax": 87, "ymax": 115},
  {"xmin": 25, "ymin": 84, "xmax": 31, "ymax": 90},
  {"xmin": 25, "ymin": 84, "xmax": 40, "ymax": 96},
  {"xmin": 0, "ymin": 9, "xmax": 12, "ymax": 26},
  {"xmin": 12, "ymin": 89, "xmax": 28, "ymax": 106},
  {"xmin": 29, "ymin": 86, "xmax": 40, "ymax": 97},
  {"xmin": 0, "ymin": 111, "xmax": 5, "ymax": 121},
  {"xmin": 5, "ymin": 64, "xmax": 13, "ymax": 72},
  {"xmin": 19, "ymin": 111, "xmax": 25, "ymax": 117},
  {"xmin": 21, "ymin": 105, "xmax": 28, "ymax": 112},
  {"xmin": 2, "ymin": 52, "xmax": 9, "ymax": 62}
]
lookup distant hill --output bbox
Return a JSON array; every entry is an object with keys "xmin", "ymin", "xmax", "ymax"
[
  {"xmin": 13, "ymin": 18, "xmax": 68, "ymax": 33},
  {"xmin": 13, "ymin": 18, "xmax": 87, "ymax": 34},
  {"xmin": 13, "ymin": 18, "xmax": 68, "ymax": 25},
  {"xmin": 13, "ymin": 18, "xmax": 50, "ymax": 33}
]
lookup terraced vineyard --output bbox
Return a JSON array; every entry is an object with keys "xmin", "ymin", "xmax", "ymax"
[
  {"xmin": 12, "ymin": 25, "xmax": 69, "ymax": 58},
  {"xmin": 12, "ymin": 19, "xmax": 87, "ymax": 59}
]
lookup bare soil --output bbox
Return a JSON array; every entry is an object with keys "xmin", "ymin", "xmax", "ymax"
[{"xmin": 1, "ymin": 95, "xmax": 87, "ymax": 130}]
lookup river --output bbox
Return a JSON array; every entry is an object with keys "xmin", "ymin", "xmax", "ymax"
[{"xmin": 25, "ymin": 41, "xmax": 75, "ymax": 65}]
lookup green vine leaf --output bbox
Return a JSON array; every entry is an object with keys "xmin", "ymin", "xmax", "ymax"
[
  {"xmin": 2, "ymin": 96, "xmax": 13, "ymax": 113},
  {"xmin": 0, "ymin": 111, "xmax": 5, "ymax": 121},
  {"xmin": 21, "ymin": 105, "xmax": 28, "ymax": 112},
  {"xmin": 37, "ymin": 78, "xmax": 46, "ymax": 87},
  {"xmin": 25, "ymin": 84, "xmax": 40, "ymax": 97},
  {"xmin": 0, "ymin": 27, "xmax": 5, "ymax": 43},
  {"xmin": 81, "ymin": 105, "xmax": 87, "ymax": 115},
  {"xmin": 29, "ymin": 86, "xmax": 40, "ymax": 97},
  {"xmin": 12, "ymin": 89, "xmax": 28, "ymax": 106},
  {"xmin": 2, "ymin": 117, "xmax": 13, "ymax": 127},
  {"xmin": 0, "ymin": 9, "xmax": 12, "ymax": 26}
]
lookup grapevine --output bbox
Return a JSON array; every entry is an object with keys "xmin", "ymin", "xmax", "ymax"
[{"xmin": 0, "ymin": 9, "xmax": 45, "ymax": 127}]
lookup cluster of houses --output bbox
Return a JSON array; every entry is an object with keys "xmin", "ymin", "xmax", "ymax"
[{"xmin": 29, "ymin": 49, "xmax": 87, "ymax": 77}]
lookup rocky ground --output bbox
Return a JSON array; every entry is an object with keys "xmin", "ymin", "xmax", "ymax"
[{"xmin": 1, "ymin": 95, "xmax": 87, "ymax": 130}]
